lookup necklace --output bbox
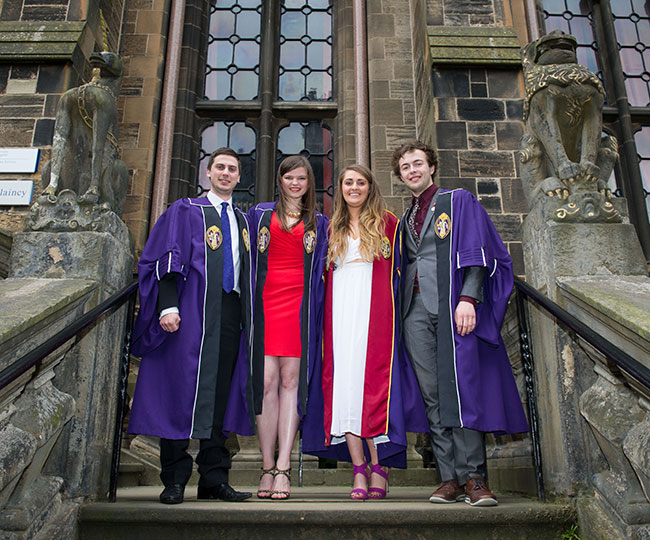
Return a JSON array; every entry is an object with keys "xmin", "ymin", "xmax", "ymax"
[{"xmin": 287, "ymin": 210, "xmax": 301, "ymax": 219}]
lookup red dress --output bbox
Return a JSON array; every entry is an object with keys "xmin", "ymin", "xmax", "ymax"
[{"xmin": 263, "ymin": 212, "xmax": 304, "ymax": 357}]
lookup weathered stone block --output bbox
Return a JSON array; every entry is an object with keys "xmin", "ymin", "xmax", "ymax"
[
  {"xmin": 436, "ymin": 97, "xmax": 456, "ymax": 121},
  {"xmin": 0, "ymin": 425, "xmax": 36, "ymax": 499},
  {"xmin": 508, "ymin": 241, "xmax": 524, "ymax": 276},
  {"xmin": 490, "ymin": 213, "xmax": 522, "ymax": 242},
  {"xmin": 501, "ymin": 178, "xmax": 529, "ymax": 214},
  {"xmin": 496, "ymin": 122, "xmax": 524, "ymax": 150},
  {"xmin": 467, "ymin": 121, "xmax": 494, "ymax": 135},
  {"xmin": 10, "ymin": 231, "xmax": 132, "ymax": 294},
  {"xmin": 479, "ymin": 195, "xmax": 502, "ymax": 213},
  {"xmin": 432, "ymin": 68, "xmax": 469, "ymax": 97},
  {"xmin": 470, "ymin": 82, "xmax": 487, "ymax": 97},
  {"xmin": 367, "ymin": 14, "xmax": 395, "ymax": 38},
  {"xmin": 370, "ymin": 99, "xmax": 404, "ymax": 126},
  {"xmin": 435, "ymin": 121, "xmax": 467, "ymax": 149},
  {"xmin": 506, "ymin": 99, "xmax": 524, "ymax": 120},
  {"xmin": 459, "ymin": 150, "xmax": 515, "ymax": 177},
  {"xmin": 487, "ymin": 69, "xmax": 521, "ymax": 98},
  {"xmin": 437, "ymin": 150, "xmax": 459, "ymax": 176},
  {"xmin": 457, "ymin": 98, "xmax": 505, "ymax": 121},
  {"xmin": 478, "ymin": 179, "xmax": 499, "ymax": 195},
  {"xmin": 468, "ymin": 134, "xmax": 496, "ymax": 150}
]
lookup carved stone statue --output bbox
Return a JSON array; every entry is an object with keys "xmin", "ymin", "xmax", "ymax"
[
  {"xmin": 519, "ymin": 31, "xmax": 621, "ymax": 222},
  {"xmin": 27, "ymin": 51, "xmax": 128, "ymax": 235}
]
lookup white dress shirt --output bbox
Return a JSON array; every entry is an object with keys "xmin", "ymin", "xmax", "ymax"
[{"xmin": 159, "ymin": 193, "xmax": 241, "ymax": 319}]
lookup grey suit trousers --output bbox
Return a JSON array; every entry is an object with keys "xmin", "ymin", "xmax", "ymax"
[{"xmin": 403, "ymin": 292, "xmax": 487, "ymax": 485}]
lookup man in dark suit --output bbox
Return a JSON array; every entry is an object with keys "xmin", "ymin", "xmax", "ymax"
[
  {"xmin": 128, "ymin": 147, "xmax": 254, "ymax": 504},
  {"xmin": 393, "ymin": 140, "xmax": 528, "ymax": 507}
]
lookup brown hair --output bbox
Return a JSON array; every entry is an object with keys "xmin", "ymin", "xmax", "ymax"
[
  {"xmin": 275, "ymin": 155, "xmax": 317, "ymax": 232},
  {"xmin": 390, "ymin": 140, "xmax": 438, "ymax": 178},
  {"xmin": 328, "ymin": 164, "xmax": 386, "ymax": 266},
  {"xmin": 206, "ymin": 147, "xmax": 241, "ymax": 172}
]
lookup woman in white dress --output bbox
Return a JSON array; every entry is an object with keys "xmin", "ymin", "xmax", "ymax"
[{"xmin": 325, "ymin": 164, "xmax": 393, "ymax": 500}]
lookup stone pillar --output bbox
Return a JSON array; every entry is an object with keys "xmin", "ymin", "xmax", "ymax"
[
  {"xmin": 522, "ymin": 200, "xmax": 647, "ymax": 496},
  {"xmin": 9, "ymin": 221, "xmax": 134, "ymax": 499}
]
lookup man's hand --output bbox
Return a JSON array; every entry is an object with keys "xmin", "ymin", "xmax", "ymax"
[
  {"xmin": 160, "ymin": 313, "xmax": 181, "ymax": 333},
  {"xmin": 454, "ymin": 300, "xmax": 476, "ymax": 336}
]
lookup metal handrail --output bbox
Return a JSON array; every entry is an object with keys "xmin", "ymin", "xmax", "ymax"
[
  {"xmin": 514, "ymin": 277, "xmax": 650, "ymax": 389},
  {"xmin": 0, "ymin": 280, "xmax": 138, "ymax": 391},
  {"xmin": 0, "ymin": 279, "xmax": 138, "ymax": 504},
  {"xmin": 514, "ymin": 275, "xmax": 650, "ymax": 502}
]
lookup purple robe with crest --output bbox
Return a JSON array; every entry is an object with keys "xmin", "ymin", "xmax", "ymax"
[
  {"xmin": 400, "ymin": 188, "xmax": 528, "ymax": 434},
  {"xmin": 127, "ymin": 197, "xmax": 255, "ymax": 440}
]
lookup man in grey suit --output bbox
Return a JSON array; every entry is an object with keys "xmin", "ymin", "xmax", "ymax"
[{"xmin": 393, "ymin": 140, "xmax": 527, "ymax": 506}]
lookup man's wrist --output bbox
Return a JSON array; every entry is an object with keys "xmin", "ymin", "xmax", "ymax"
[{"xmin": 159, "ymin": 307, "xmax": 179, "ymax": 319}]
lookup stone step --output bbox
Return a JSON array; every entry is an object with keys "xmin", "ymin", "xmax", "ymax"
[
  {"xmin": 80, "ymin": 486, "xmax": 575, "ymax": 540},
  {"xmin": 117, "ymin": 461, "xmax": 145, "ymax": 488},
  {"xmin": 118, "ymin": 458, "xmax": 535, "ymax": 494}
]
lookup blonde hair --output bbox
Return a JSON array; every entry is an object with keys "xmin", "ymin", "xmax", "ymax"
[
  {"xmin": 275, "ymin": 155, "xmax": 317, "ymax": 232},
  {"xmin": 328, "ymin": 164, "xmax": 386, "ymax": 266}
]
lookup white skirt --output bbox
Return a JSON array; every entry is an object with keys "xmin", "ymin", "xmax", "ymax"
[{"xmin": 329, "ymin": 256, "xmax": 373, "ymax": 439}]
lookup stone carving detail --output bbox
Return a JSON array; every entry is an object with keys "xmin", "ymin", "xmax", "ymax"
[
  {"xmin": 28, "ymin": 51, "xmax": 128, "ymax": 233},
  {"xmin": 519, "ymin": 31, "xmax": 620, "ymax": 223}
]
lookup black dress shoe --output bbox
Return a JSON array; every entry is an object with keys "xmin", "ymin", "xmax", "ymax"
[
  {"xmin": 197, "ymin": 483, "xmax": 252, "ymax": 502},
  {"xmin": 160, "ymin": 483, "xmax": 185, "ymax": 504}
]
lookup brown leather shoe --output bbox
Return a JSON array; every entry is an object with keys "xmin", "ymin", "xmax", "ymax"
[
  {"xmin": 464, "ymin": 475, "xmax": 498, "ymax": 506},
  {"xmin": 429, "ymin": 479, "xmax": 464, "ymax": 503}
]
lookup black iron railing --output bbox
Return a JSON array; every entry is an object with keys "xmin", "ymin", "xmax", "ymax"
[
  {"xmin": 514, "ymin": 276, "xmax": 650, "ymax": 502},
  {"xmin": 0, "ymin": 279, "xmax": 138, "ymax": 502}
]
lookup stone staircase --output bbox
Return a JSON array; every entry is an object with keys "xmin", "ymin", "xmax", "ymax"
[
  {"xmin": 79, "ymin": 485, "xmax": 575, "ymax": 540},
  {"xmin": 78, "ymin": 452, "xmax": 575, "ymax": 540}
]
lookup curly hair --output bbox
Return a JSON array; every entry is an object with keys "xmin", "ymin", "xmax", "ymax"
[{"xmin": 390, "ymin": 140, "xmax": 438, "ymax": 178}]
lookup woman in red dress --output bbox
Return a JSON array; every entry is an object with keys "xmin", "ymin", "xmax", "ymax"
[{"xmin": 248, "ymin": 155, "xmax": 328, "ymax": 500}]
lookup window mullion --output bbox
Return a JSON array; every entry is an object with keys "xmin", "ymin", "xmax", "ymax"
[{"xmin": 256, "ymin": 0, "xmax": 281, "ymax": 203}]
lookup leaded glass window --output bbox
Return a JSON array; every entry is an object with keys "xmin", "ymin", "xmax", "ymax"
[
  {"xmin": 197, "ymin": 0, "xmax": 336, "ymax": 211},
  {"xmin": 277, "ymin": 121, "xmax": 334, "ymax": 213},
  {"xmin": 279, "ymin": 1, "xmax": 333, "ymax": 101},
  {"xmin": 611, "ymin": 0, "xmax": 650, "ymax": 107},
  {"xmin": 198, "ymin": 121, "xmax": 257, "ymax": 208},
  {"xmin": 205, "ymin": 1, "xmax": 261, "ymax": 100}
]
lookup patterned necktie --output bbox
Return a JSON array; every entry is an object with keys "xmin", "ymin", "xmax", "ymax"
[
  {"xmin": 221, "ymin": 202, "xmax": 234, "ymax": 293},
  {"xmin": 408, "ymin": 197, "xmax": 420, "ymax": 247}
]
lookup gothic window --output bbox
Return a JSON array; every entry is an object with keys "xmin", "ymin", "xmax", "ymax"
[
  {"xmin": 197, "ymin": 0, "xmax": 335, "ymax": 211},
  {"xmin": 541, "ymin": 0, "xmax": 650, "ymax": 225}
]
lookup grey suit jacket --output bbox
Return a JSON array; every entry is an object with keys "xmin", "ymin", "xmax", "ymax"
[{"xmin": 401, "ymin": 189, "xmax": 484, "ymax": 318}]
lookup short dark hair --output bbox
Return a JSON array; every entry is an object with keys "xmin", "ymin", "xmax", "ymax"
[
  {"xmin": 390, "ymin": 140, "xmax": 438, "ymax": 178},
  {"xmin": 206, "ymin": 147, "xmax": 240, "ymax": 172}
]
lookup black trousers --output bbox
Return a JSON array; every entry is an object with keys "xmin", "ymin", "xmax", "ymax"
[{"xmin": 159, "ymin": 291, "xmax": 242, "ymax": 488}]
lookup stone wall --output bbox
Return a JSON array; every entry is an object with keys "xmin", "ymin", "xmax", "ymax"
[
  {"xmin": 366, "ymin": 0, "xmax": 422, "ymax": 214},
  {"xmin": 118, "ymin": 0, "xmax": 170, "ymax": 257}
]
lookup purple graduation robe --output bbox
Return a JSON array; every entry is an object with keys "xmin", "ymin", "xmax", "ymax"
[
  {"xmin": 247, "ymin": 202, "xmax": 328, "ymax": 419},
  {"xmin": 400, "ymin": 188, "xmax": 528, "ymax": 434},
  {"xmin": 127, "ymin": 197, "xmax": 255, "ymax": 440}
]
